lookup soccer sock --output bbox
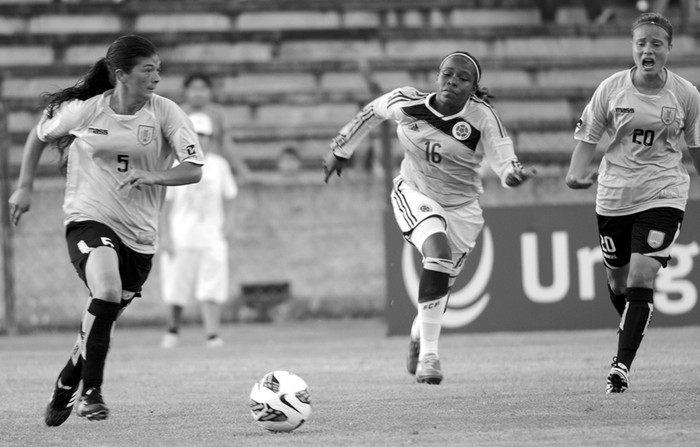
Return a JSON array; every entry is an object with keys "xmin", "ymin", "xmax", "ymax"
[
  {"xmin": 57, "ymin": 334, "xmax": 83, "ymax": 388},
  {"xmin": 607, "ymin": 284, "xmax": 627, "ymax": 317},
  {"xmin": 419, "ymin": 296, "xmax": 447, "ymax": 360},
  {"xmin": 81, "ymin": 299, "xmax": 121, "ymax": 391},
  {"xmin": 417, "ymin": 268, "xmax": 450, "ymax": 360},
  {"xmin": 616, "ymin": 287, "xmax": 654, "ymax": 369}
]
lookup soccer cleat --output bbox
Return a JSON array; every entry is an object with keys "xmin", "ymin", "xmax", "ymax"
[
  {"xmin": 161, "ymin": 332, "xmax": 179, "ymax": 349},
  {"xmin": 416, "ymin": 353, "xmax": 443, "ymax": 385},
  {"xmin": 45, "ymin": 376, "xmax": 80, "ymax": 427},
  {"xmin": 406, "ymin": 337, "xmax": 420, "ymax": 375},
  {"xmin": 606, "ymin": 359, "xmax": 630, "ymax": 394},
  {"xmin": 76, "ymin": 388, "xmax": 109, "ymax": 421}
]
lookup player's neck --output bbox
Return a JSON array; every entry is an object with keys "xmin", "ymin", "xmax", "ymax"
[
  {"xmin": 632, "ymin": 67, "xmax": 667, "ymax": 95},
  {"xmin": 109, "ymin": 90, "xmax": 149, "ymax": 115}
]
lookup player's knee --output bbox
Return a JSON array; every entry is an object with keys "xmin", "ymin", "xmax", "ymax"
[
  {"xmin": 90, "ymin": 283, "xmax": 122, "ymax": 303},
  {"xmin": 423, "ymin": 256, "xmax": 453, "ymax": 275},
  {"xmin": 608, "ymin": 281, "xmax": 627, "ymax": 296},
  {"xmin": 418, "ymin": 268, "xmax": 450, "ymax": 302}
]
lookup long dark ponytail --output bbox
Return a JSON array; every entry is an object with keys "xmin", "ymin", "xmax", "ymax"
[{"xmin": 41, "ymin": 34, "xmax": 158, "ymax": 170}]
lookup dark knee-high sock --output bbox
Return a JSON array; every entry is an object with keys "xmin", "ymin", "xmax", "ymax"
[
  {"xmin": 608, "ymin": 284, "xmax": 627, "ymax": 317},
  {"xmin": 81, "ymin": 299, "xmax": 121, "ymax": 391},
  {"xmin": 58, "ymin": 334, "xmax": 83, "ymax": 388},
  {"xmin": 617, "ymin": 287, "xmax": 654, "ymax": 369}
]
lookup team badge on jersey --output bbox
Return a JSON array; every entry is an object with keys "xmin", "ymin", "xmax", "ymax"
[
  {"xmin": 661, "ymin": 107, "xmax": 676, "ymax": 126},
  {"xmin": 647, "ymin": 230, "xmax": 665, "ymax": 249},
  {"xmin": 418, "ymin": 204, "xmax": 432, "ymax": 213},
  {"xmin": 452, "ymin": 121, "xmax": 472, "ymax": 140},
  {"xmin": 138, "ymin": 125, "xmax": 155, "ymax": 145}
]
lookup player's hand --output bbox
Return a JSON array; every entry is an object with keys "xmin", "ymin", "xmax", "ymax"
[
  {"xmin": 322, "ymin": 150, "xmax": 349, "ymax": 184},
  {"xmin": 117, "ymin": 169, "xmax": 154, "ymax": 191},
  {"xmin": 505, "ymin": 161, "xmax": 537, "ymax": 187},
  {"xmin": 565, "ymin": 171, "xmax": 598, "ymax": 189},
  {"xmin": 8, "ymin": 188, "xmax": 32, "ymax": 226}
]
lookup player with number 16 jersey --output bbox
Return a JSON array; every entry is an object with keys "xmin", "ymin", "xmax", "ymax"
[{"xmin": 324, "ymin": 52, "xmax": 535, "ymax": 385}]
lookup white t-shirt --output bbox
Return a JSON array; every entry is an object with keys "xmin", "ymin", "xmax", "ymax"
[
  {"xmin": 37, "ymin": 91, "xmax": 205, "ymax": 253},
  {"xmin": 166, "ymin": 153, "xmax": 237, "ymax": 248},
  {"xmin": 575, "ymin": 68, "xmax": 700, "ymax": 216}
]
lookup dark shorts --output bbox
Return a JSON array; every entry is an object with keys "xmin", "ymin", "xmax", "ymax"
[
  {"xmin": 596, "ymin": 207, "xmax": 684, "ymax": 269},
  {"xmin": 65, "ymin": 220, "xmax": 153, "ymax": 293}
]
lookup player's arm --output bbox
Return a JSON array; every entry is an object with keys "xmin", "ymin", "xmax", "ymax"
[
  {"xmin": 480, "ymin": 109, "xmax": 535, "ymax": 188},
  {"xmin": 688, "ymin": 146, "xmax": 700, "ymax": 178},
  {"xmin": 566, "ymin": 140, "xmax": 598, "ymax": 189},
  {"xmin": 8, "ymin": 126, "xmax": 49, "ymax": 226},
  {"xmin": 324, "ymin": 89, "xmax": 399, "ymax": 183},
  {"xmin": 117, "ymin": 160, "xmax": 202, "ymax": 191}
]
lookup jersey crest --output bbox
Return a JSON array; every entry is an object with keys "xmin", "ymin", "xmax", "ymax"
[
  {"xmin": 138, "ymin": 125, "xmax": 155, "ymax": 145},
  {"xmin": 452, "ymin": 121, "xmax": 472, "ymax": 140},
  {"xmin": 661, "ymin": 107, "xmax": 676, "ymax": 126}
]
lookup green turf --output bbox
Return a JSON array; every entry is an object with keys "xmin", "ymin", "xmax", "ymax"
[{"xmin": 1, "ymin": 319, "xmax": 699, "ymax": 446}]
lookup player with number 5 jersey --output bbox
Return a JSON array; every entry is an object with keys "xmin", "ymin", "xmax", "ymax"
[
  {"xmin": 323, "ymin": 51, "xmax": 535, "ymax": 385},
  {"xmin": 8, "ymin": 35, "xmax": 203, "ymax": 426},
  {"xmin": 566, "ymin": 13, "xmax": 700, "ymax": 394}
]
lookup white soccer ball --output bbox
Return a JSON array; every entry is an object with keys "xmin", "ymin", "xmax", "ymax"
[{"xmin": 249, "ymin": 370, "xmax": 311, "ymax": 432}]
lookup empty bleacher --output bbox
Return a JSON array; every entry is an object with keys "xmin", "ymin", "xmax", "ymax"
[{"xmin": 1, "ymin": 0, "xmax": 699, "ymax": 175}]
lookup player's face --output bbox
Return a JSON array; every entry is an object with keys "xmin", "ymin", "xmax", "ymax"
[
  {"xmin": 122, "ymin": 55, "xmax": 161, "ymax": 102},
  {"xmin": 185, "ymin": 79, "xmax": 213, "ymax": 108},
  {"xmin": 632, "ymin": 24, "xmax": 671, "ymax": 75},
  {"xmin": 434, "ymin": 56, "xmax": 478, "ymax": 114}
]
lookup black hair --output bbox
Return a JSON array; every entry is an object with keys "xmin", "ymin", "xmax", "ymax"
[
  {"xmin": 439, "ymin": 51, "xmax": 493, "ymax": 104},
  {"xmin": 183, "ymin": 72, "xmax": 213, "ymax": 89},
  {"xmin": 632, "ymin": 12, "xmax": 673, "ymax": 45},
  {"xmin": 42, "ymin": 35, "xmax": 158, "ymax": 170}
]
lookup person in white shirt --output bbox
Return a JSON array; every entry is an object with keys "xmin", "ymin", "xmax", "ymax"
[
  {"xmin": 160, "ymin": 112, "xmax": 238, "ymax": 349},
  {"xmin": 8, "ymin": 34, "xmax": 204, "ymax": 425},
  {"xmin": 323, "ymin": 51, "xmax": 535, "ymax": 385},
  {"xmin": 566, "ymin": 13, "xmax": 700, "ymax": 394}
]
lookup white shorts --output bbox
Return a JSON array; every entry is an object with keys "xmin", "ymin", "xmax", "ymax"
[
  {"xmin": 391, "ymin": 176, "xmax": 485, "ymax": 274},
  {"xmin": 160, "ymin": 244, "xmax": 229, "ymax": 306}
]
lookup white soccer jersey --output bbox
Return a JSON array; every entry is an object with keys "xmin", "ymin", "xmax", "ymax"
[
  {"xmin": 166, "ymin": 153, "xmax": 237, "ymax": 249},
  {"xmin": 575, "ymin": 68, "xmax": 700, "ymax": 216},
  {"xmin": 332, "ymin": 86, "xmax": 519, "ymax": 208},
  {"xmin": 37, "ymin": 91, "xmax": 205, "ymax": 254}
]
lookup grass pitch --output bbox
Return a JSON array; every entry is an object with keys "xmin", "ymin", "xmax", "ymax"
[{"xmin": 1, "ymin": 319, "xmax": 699, "ymax": 446}]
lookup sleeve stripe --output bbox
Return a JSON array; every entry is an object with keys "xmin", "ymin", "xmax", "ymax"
[{"xmin": 340, "ymin": 104, "xmax": 376, "ymax": 142}]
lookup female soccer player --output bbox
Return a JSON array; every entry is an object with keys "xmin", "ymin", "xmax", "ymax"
[
  {"xmin": 8, "ymin": 35, "xmax": 204, "ymax": 425},
  {"xmin": 323, "ymin": 51, "xmax": 535, "ymax": 385},
  {"xmin": 566, "ymin": 13, "xmax": 700, "ymax": 393}
]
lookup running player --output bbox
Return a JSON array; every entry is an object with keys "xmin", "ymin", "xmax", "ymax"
[
  {"xmin": 160, "ymin": 112, "xmax": 238, "ymax": 349},
  {"xmin": 323, "ymin": 51, "xmax": 536, "ymax": 384},
  {"xmin": 8, "ymin": 35, "xmax": 204, "ymax": 425},
  {"xmin": 566, "ymin": 13, "xmax": 700, "ymax": 393}
]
